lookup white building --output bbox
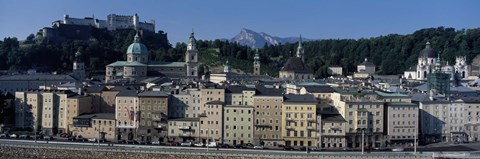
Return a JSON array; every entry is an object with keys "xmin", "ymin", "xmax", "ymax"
[{"xmin": 55, "ymin": 14, "xmax": 155, "ymax": 32}]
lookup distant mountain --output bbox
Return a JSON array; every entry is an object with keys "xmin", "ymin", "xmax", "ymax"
[{"xmin": 230, "ymin": 28, "xmax": 313, "ymax": 48}]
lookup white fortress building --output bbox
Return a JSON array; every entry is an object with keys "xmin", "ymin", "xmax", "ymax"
[
  {"xmin": 403, "ymin": 42, "xmax": 470, "ymax": 81},
  {"xmin": 52, "ymin": 13, "xmax": 155, "ymax": 32}
]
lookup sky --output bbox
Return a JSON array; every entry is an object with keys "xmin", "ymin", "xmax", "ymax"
[{"xmin": 0, "ymin": 0, "xmax": 479, "ymax": 44}]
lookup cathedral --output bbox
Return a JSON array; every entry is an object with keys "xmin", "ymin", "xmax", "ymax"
[
  {"xmin": 403, "ymin": 42, "xmax": 470, "ymax": 81},
  {"xmin": 105, "ymin": 32, "xmax": 199, "ymax": 83}
]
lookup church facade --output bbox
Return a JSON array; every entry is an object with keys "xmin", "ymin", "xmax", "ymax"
[
  {"xmin": 403, "ymin": 42, "xmax": 470, "ymax": 81},
  {"xmin": 105, "ymin": 32, "xmax": 199, "ymax": 83},
  {"xmin": 279, "ymin": 36, "xmax": 314, "ymax": 80}
]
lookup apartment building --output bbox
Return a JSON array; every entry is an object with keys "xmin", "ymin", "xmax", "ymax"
[
  {"xmin": 282, "ymin": 94, "xmax": 317, "ymax": 148},
  {"xmin": 137, "ymin": 91, "xmax": 169, "ymax": 143},
  {"xmin": 253, "ymin": 86, "xmax": 284, "ymax": 147},
  {"xmin": 223, "ymin": 105, "xmax": 254, "ymax": 146}
]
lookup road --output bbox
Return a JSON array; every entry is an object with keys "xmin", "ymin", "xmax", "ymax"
[{"xmin": 2, "ymin": 138, "xmax": 480, "ymax": 158}]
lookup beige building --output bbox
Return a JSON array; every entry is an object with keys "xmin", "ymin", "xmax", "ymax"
[
  {"xmin": 115, "ymin": 90, "xmax": 139, "ymax": 142},
  {"xmin": 253, "ymin": 86, "xmax": 284, "ymax": 147},
  {"xmin": 317, "ymin": 113, "xmax": 347, "ymax": 149},
  {"xmin": 385, "ymin": 102, "xmax": 418, "ymax": 147},
  {"xmin": 332, "ymin": 91, "xmax": 385, "ymax": 148},
  {"xmin": 168, "ymin": 118, "xmax": 200, "ymax": 143},
  {"xmin": 461, "ymin": 96, "xmax": 480, "ymax": 142},
  {"xmin": 60, "ymin": 95, "xmax": 92, "ymax": 134},
  {"xmin": 199, "ymin": 101, "xmax": 224, "ymax": 144},
  {"xmin": 15, "ymin": 91, "xmax": 42, "ymax": 129},
  {"xmin": 225, "ymin": 85, "xmax": 255, "ymax": 106},
  {"xmin": 223, "ymin": 105, "xmax": 254, "ymax": 146},
  {"xmin": 137, "ymin": 91, "xmax": 169, "ymax": 143},
  {"xmin": 282, "ymin": 94, "xmax": 318, "ymax": 148},
  {"xmin": 72, "ymin": 113, "xmax": 116, "ymax": 141}
]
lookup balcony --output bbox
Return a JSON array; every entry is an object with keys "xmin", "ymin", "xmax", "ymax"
[
  {"xmin": 254, "ymin": 124, "xmax": 272, "ymax": 128},
  {"xmin": 286, "ymin": 126, "xmax": 293, "ymax": 130},
  {"xmin": 307, "ymin": 118, "xmax": 315, "ymax": 122},
  {"xmin": 179, "ymin": 133, "xmax": 192, "ymax": 137},
  {"xmin": 307, "ymin": 126, "xmax": 315, "ymax": 130},
  {"xmin": 286, "ymin": 117, "xmax": 293, "ymax": 121},
  {"xmin": 178, "ymin": 126, "xmax": 191, "ymax": 130}
]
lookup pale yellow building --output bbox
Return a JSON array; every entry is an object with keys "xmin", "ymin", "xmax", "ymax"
[
  {"xmin": 253, "ymin": 86, "xmax": 284, "ymax": 147},
  {"xmin": 282, "ymin": 94, "xmax": 317, "ymax": 148},
  {"xmin": 199, "ymin": 101, "xmax": 224, "ymax": 144},
  {"xmin": 223, "ymin": 105, "xmax": 254, "ymax": 146}
]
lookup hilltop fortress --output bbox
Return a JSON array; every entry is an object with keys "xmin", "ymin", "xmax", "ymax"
[{"xmin": 42, "ymin": 14, "xmax": 155, "ymax": 42}]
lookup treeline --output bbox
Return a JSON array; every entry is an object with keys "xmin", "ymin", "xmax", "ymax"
[
  {"xmin": 1, "ymin": 27, "xmax": 479, "ymax": 79},
  {"xmin": 0, "ymin": 28, "xmax": 172, "ymax": 74}
]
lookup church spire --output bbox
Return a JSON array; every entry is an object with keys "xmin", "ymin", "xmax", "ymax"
[{"xmin": 296, "ymin": 34, "xmax": 304, "ymax": 62}]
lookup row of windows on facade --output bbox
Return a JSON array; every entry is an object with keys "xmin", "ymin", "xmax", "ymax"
[
  {"xmin": 348, "ymin": 105, "xmax": 381, "ymax": 109},
  {"xmin": 392, "ymin": 128, "xmax": 415, "ymax": 133},
  {"xmin": 255, "ymin": 105, "xmax": 281, "ymax": 109},
  {"xmin": 225, "ymin": 133, "xmax": 251, "ymax": 138},
  {"xmin": 347, "ymin": 128, "xmax": 382, "ymax": 133},
  {"xmin": 285, "ymin": 113, "xmax": 314, "ymax": 118},
  {"xmin": 225, "ymin": 117, "xmax": 251, "ymax": 122},
  {"xmin": 255, "ymin": 126, "xmax": 280, "ymax": 131},
  {"xmin": 286, "ymin": 130, "xmax": 314, "ymax": 137},
  {"xmin": 320, "ymin": 129, "xmax": 343, "ymax": 134},
  {"xmin": 348, "ymin": 111, "xmax": 381, "ymax": 116},
  {"xmin": 348, "ymin": 119, "xmax": 381, "ymax": 125},
  {"xmin": 393, "ymin": 113, "xmax": 416, "ymax": 118},
  {"xmin": 285, "ymin": 121, "xmax": 314, "ymax": 127},
  {"xmin": 256, "ymin": 111, "xmax": 281, "ymax": 116},
  {"xmin": 225, "ymin": 125, "xmax": 251, "ymax": 130},
  {"xmin": 392, "ymin": 121, "xmax": 416, "ymax": 125},
  {"xmin": 285, "ymin": 106, "xmax": 314, "ymax": 111}
]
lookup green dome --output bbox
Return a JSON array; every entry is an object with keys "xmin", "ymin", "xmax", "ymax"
[
  {"xmin": 127, "ymin": 33, "xmax": 148, "ymax": 55},
  {"xmin": 127, "ymin": 43, "xmax": 148, "ymax": 55}
]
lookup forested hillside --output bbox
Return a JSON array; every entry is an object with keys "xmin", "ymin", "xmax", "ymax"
[{"xmin": 0, "ymin": 27, "xmax": 479, "ymax": 78}]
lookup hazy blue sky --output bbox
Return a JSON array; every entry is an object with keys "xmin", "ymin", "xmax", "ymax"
[{"xmin": 0, "ymin": 0, "xmax": 478, "ymax": 44}]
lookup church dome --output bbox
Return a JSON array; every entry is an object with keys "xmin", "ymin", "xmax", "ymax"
[
  {"xmin": 127, "ymin": 33, "xmax": 148, "ymax": 55},
  {"xmin": 419, "ymin": 42, "xmax": 437, "ymax": 58}
]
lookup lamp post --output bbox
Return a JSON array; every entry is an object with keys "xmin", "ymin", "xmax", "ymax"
[
  {"xmin": 34, "ymin": 123, "xmax": 37, "ymax": 144},
  {"xmin": 361, "ymin": 129, "xmax": 364, "ymax": 155},
  {"xmin": 414, "ymin": 125, "xmax": 417, "ymax": 154},
  {"xmin": 207, "ymin": 129, "xmax": 210, "ymax": 151}
]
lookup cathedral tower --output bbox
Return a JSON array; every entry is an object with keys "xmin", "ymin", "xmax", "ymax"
[
  {"xmin": 186, "ymin": 32, "xmax": 199, "ymax": 78},
  {"xmin": 296, "ymin": 35, "xmax": 304, "ymax": 62}
]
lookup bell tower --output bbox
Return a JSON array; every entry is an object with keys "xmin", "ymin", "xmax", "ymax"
[
  {"xmin": 72, "ymin": 48, "xmax": 86, "ymax": 80},
  {"xmin": 186, "ymin": 31, "xmax": 198, "ymax": 79},
  {"xmin": 253, "ymin": 49, "xmax": 260, "ymax": 75}
]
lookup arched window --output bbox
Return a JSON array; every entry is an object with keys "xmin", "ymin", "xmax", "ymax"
[
  {"xmin": 462, "ymin": 71, "xmax": 465, "ymax": 78},
  {"xmin": 423, "ymin": 71, "xmax": 427, "ymax": 78}
]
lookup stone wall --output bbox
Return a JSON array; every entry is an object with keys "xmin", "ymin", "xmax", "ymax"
[{"xmin": 0, "ymin": 146, "xmax": 265, "ymax": 159}]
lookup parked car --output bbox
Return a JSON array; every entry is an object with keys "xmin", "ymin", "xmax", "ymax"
[
  {"xmin": 206, "ymin": 142, "xmax": 217, "ymax": 148},
  {"xmin": 9, "ymin": 134, "xmax": 17, "ymax": 138},
  {"xmin": 88, "ymin": 138, "xmax": 97, "ymax": 142},
  {"xmin": 194, "ymin": 142, "xmax": 204, "ymax": 147},
  {"xmin": 169, "ymin": 142, "xmax": 179, "ymax": 146},
  {"xmin": 43, "ymin": 136, "xmax": 54, "ymax": 140},
  {"xmin": 374, "ymin": 147, "xmax": 388, "ymax": 151},
  {"xmin": 343, "ymin": 147, "xmax": 354, "ymax": 151},
  {"xmin": 19, "ymin": 135, "xmax": 30, "ymax": 139},
  {"xmin": 253, "ymin": 145, "xmax": 264, "ymax": 149},
  {"xmin": 218, "ymin": 144, "xmax": 231, "ymax": 148},
  {"xmin": 283, "ymin": 146, "xmax": 294, "ymax": 151},
  {"xmin": 181, "ymin": 141, "xmax": 193, "ymax": 146},
  {"xmin": 152, "ymin": 141, "xmax": 160, "ymax": 145},
  {"xmin": 0, "ymin": 133, "xmax": 8, "ymax": 138},
  {"xmin": 391, "ymin": 147, "xmax": 404, "ymax": 152},
  {"xmin": 234, "ymin": 144, "xmax": 245, "ymax": 149},
  {"xmin": 67, "ymin": 136, "xmax": 76, "ymax": 141},
  {"xmin": 59, "ymin": 133, "xmax": 68, "ymax": 138},
  {"xmin": 33, "ymin": 135, "xmax": 43, "ymax": 140},
  {"xmin": 75, "ymin": 137, "xmax": 86, "ymax": 142},
  {"xmin": 99, "ymin": 139, "xmax": 106, "ymax": 143}
]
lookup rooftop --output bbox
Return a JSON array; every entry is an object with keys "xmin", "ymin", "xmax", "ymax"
[
  {"xmin": 280, "ymin": 57, "xmax": 313, "ymax": 73},
  {"xmin": 138, "ymin": 91, "xmax": 169, "ymax": 97},
  {"xmin": 303, "ymin": 86, "xmax": 335, "ymax": 93},
  {"xmin": 283, "ymin": 94, "xmax": 317, "ymax": 103},
  {"xmin": 75, "ymin": 113, "xmax": 115, "ymax": 120},
  {"xmin": 321, "ymin": 114, "xmax": 346, "ymax": 122}
]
